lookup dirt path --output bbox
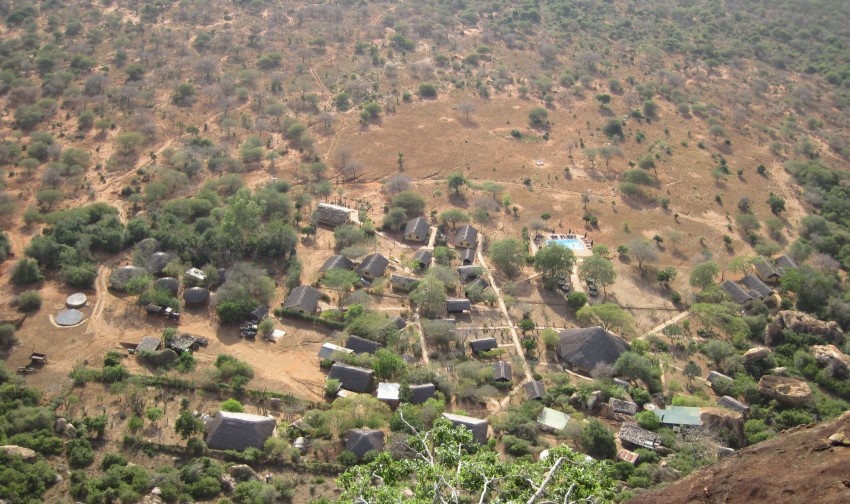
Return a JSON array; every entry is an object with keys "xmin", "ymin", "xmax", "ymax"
[{"xmin": 642, "ymin": 310, "xmax": 689, "ymax": 339}]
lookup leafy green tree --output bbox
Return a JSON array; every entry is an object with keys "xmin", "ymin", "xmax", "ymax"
[
  {"xmin": 322, "ymin": 268, "xmax": 360, "ymax": 307},
  {"xmin": 11, "ymin": 258, "xmax": 44, "ymax": 285},
  {"xmin": 627, "ymin": 239, "xmax": 657, "ymax": 272},
  {"xmin": 578, "ymin": 254, "xmax": 616, "ymax": 295},
  {"xmin": 16, "ymin": 290, "xmax": 42, "ymax": 312},
  {"xmin": 635, "ymin": 410, "xmax": 660, "ymax": 431},
  {"xmin": 410, "ymin": 276, "xmax": 447, "ymax": 318},
  {"xmin": 447, "ymin": 172, "xmax": 468, "ymax": 194},
  {"xmin": 145, "ymin": 407, "xmax": 163, "ymax": 427},
  {"xmin": 577, "ymin": 303, "xmax": 635, "ymax": 336},
  {"xmin": 489, "ymin": 238, "xmax": 525, "ymax": 277},
  {"xmin": 595, "ymin": 93, "xmax": 611, "ymax": 109},
  {"xmin": 683, "ymin": 361, "xmax": 702, "ymax": 385},
  {"xmin": 567, "ymin": 291, "xmax": 588, "ymax": 309},
  {"xmin": 373, "ymin": 349, "xmax": 405, "ymax": 380},
  {"xmin": 767, "ymin": 192, "xmax": 786, "ymax": 214},
  {"xmin": 220, "ymin": 399, "xmax": 244, "ymax": 413},
  {"xmin": 656, "ymin": 266, "xmax": 677, "ymax": 287},
  {"xmin": 392, "ymin": 191, "xmax": 426, "ymax": 215},
  {"xmin": 534, "ymin": 244, "xmax": 577, "ymax": 289},
  {"xmin": 580, "ymin": 419, "xmax": 617, "ymax": 459},
  {"xmin": 382, "ymin": 207, "xmax": 408, "ymax": 231},
  {"xmin": 433, "ymin": 246, "xmax": 457, "ymax": 265},
  {"xmin": 528, "ymin": 107, "xmax": 549, "ymax": 127},
  {"xmin": 439, "ymin": 209, "xmax": 469, "ymax": 229},
  {"xmin": 615, "ymin": 352, "xmax": 662, "ymax": 392},
  {"xmin": 701, "ymin": 340, "xmax": 736, "ymax": 367},
  {"xmin": 689, "ymin": 261, "xmax": 719, "ymax": 289}
]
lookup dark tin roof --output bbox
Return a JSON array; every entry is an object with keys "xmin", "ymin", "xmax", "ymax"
[
  {"xmin": 356, "ymin": 253, "xmax": 389, "ymax": 278},
  {"xmin": 205, "ymin": 411, "xmax": 276, "ymax": 451},
  {"xmin": 460, "ymin": 248, "xmax": 476, "ymax": 264},
  {"xmin": 775, "ymin": 255, "xmax": 798, "ymax": 271},
  {"xmin": 465, "ymin": 278, "xmax": 489, "ymax": 295},
  {"xmin": 618, "ymin": 422, "xmax": 661, "ymax": 450},
  {"xmin": 249, "ymin": 305, "xmax": 269, "ymax": 322},
  {"xmin": 454, "ymin": 224, "xmax": 479, "ymax": 247},
  {"xmin": 390, "ymin": 274, "xmax": 419, "ymax": 291},
  {"xmin": 391, "ymin": 316, "xmax": 407, "ymax": 329},
  {"xmin": 404, "ymin": 217, "xmax": 430, "ymax": 239},
  {"xmin": 741, "ymin": 273, "xmax": 774, "ymax": 298},
  {"xmin": 458, "ymin": 265, "xmax": 483, "ymax": 282},
  {"xmin": 442, "ymin": 413, "xmax": 488, "ymax": 444},
  {"xmin": 345, "ymin": 335, "xmax": 382, "ymax": 355},
  {"xmin": 328, "ymin": 363, "xmax": 374, "ymax": 393},
  {"xmin": 556, "ymin": 327, "xmax": 629, "ymax": 372},
  {"xmin": 492, "ymin": 361, "xmax": 512, "ymax": 381},
  {"xmin": 718, "ymin": 395, "xmax": 750, "ymax": 414},
  {"xmin": 753, "ymin": 256, "xmax": 779, "ymax": 279},
  {"xmin": 721, "ymin": 280, "xmax": 753, "ymax": 305},
  {"xmin": 470, "ymin": 337, "xmax": 497, "ymax": 353},
  {"xmin": 609, "ymin": 398, "xmax": 638, "ymax": 415},
  {"xmin": 282, "ymin": 285, "xmax": 321, "ymax": 312},
  {"xmin": 523, "ymin": 380, "xmax": 546, "ymax": 400},
  {"xmin": 319, "ymin": 255, "xmax": 355, "ymax": 272},
  {"xmin": 410, "ymin": 383, "xmax": 436, "ymax": 404},
  {"xmin": 446, "ymin": 298, "xmax": 472, "ymax": 313}
]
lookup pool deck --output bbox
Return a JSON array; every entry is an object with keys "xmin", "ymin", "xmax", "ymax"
[{"xmin": 530, "ymin": 231, "xmax": 594, "ymax": 258}]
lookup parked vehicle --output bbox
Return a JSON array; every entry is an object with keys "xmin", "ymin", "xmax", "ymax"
[{"xmin": 145, "ymin": 304, "xmax": 181, "ymax": 320}]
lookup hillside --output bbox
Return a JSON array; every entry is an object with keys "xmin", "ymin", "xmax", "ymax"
[{"xmin": 626, "ymin": 411, "xmax": 850, "ymax": 504}]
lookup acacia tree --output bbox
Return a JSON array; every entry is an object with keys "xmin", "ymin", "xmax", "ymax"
[
  {"xmin": 627, "ymin": 239, "xmax": 658, "ymax": 273},
  {"xmin": 322, "ymin": 269, "xmax": 360, "ymax": 307},
  {"xmin": 489, "ymin": 238, "xmax": 525, "ymax": 277},
  {"xmin": 534, "ymin": 244, "xmax": 577, "ymax": 289},
  {"xmin": 447, "ymin": 172, "xmax": 468, "ymax": 194},
  {"xmin": 578, "ymin": 254, "xmax": 616, "ymax": 295},
  {"xmin": 410, "ymin": 276, "xmax": 447, "ymax": 318},
  {"xmin": 576, "ymin": 303, "xmax": 635, "ymax": 336}
]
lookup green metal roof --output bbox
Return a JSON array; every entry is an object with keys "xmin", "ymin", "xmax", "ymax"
[
  {"xmin": 537, "ymin": 407, "xmax": 570, "ymax": 431},
  {"xmin": 653, "ymin": 406, "xmax": 702, "ymax": 426}
]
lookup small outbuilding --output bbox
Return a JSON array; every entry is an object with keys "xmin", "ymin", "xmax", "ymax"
[
  {"xmin": 454, "ymin": 224, "xmax": 479, "ymax": 249},
  {"xmin": 410, "ymin": 383, "xmax": 436, "ymax": 404},
  {"xmin": 185, "ymin": 267, "xmax": 207, "ymax": 283},
  {"xmin": 721, "ymin": 280, "xmax": 753, "ymax": 307},
  {"xmin": 135, "ymin": 336, "xmax": 162, "ymax": 354},
  {"xmin": 344, "ymin": 428, "xmax": 385, "ymax": 458},
  {"xmin": 470, "ymin": 337, "xmax": 497, "ymax": 354},
  {"xmin": 465, "ymin": 278, "xmax": 489, "ymax": 297},
  {"xmin": 145, "ymin": 252, "xmax": 174, "ymax": 276},
  {"xmin": 413, "ymin": 249, "xmax": 433, "ymax": 269},
  {"xmin": 390, "ymin": 274, "xmax": 419, "ymax": 292},
  {"xmin": 460, "ymin": 248, "xmax": 475, "ymax": 265},
  {"xmin": 356, "ymin": 253, "xmax": 389, "ymax": 281},
  {"xmin": 446, "ymin": 298, "xmax": 471, "ymax": 314},
  {"xmin": 154, "ymin": 277, "xmax": 180, "ymax": 295},
  {"xmin": 537, "ymin": 407, "xmax": 570, "ymax": 431},
  {"xmin": 183, "ymin": 287, "xmax": 210, "ymax": 306},
  {"xmin": 753, "ymin": 257, "xmax": 780, "ymax": 284},
  {"xmin": 345, "ymin": 335, "xmax": 382, "ymax": 355},
  {"xmin": 718, "ymin": 395, "xmax": 750, "ymax": 415},
  {"xmin": 314, "ymin": 203, "xmax": 356, "ymax": 227},
  {"xmin": 524, "ymin": 380, "xmax": 546, "ymax": 400},
  {"xmin": 205, "ymin": 411, "xmax": 276, "ymax": 451},
  {"xmin": 328, "ymin": 363, "xmax": 374, "ymax": 393},
  {"xmin": 457, "ymin": 265, "xmax": 483, "ymax": 282},
  {"xmin": 404, "ymin": 217, "xmax": 430, "ymax": 242},
  {"xmin": 319, "ymin": 255, "xmax": 355, "ymax": 273},
  {"xmin": 741, "ymin": 273, "xmax": 774, "ymax": 299},
  {"xmin": 609, "ymin": 398, "xmax": 638, "ymax": 416},
  {"xmin": 775, "ymin": 255, "xmax": 798, "ymax": 273},
  {"xmin": 317, "ymin": 343, "xmax": 353, "ymax": 362},
  {"xmin": 376, "ymin": 382, "xmax": 401, "ymax": 408},
  {"xmin": 618, "ymin": 422, "xmax": 661, "ymax": 450},
  {"xmin": 653, "ymin": 406, "xmax": 703, "ymax": 426},
  {"xmin": 492, "ymin": 361, "xmax": 512, "ymax": 382},
  {"xmin": 442, "ymin": 413, "xmax": 488, "ymax": 444},
  {"xmin": 282, "ymin": 285, "xmax": 321, "ymax": 315},
  {"xmin": 248, "ymin": 305, "xmax": 268, "ymax": 323}
]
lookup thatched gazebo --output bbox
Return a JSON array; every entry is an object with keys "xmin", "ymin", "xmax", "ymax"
[
  {"xmin": 154, "ymin": 277, "xmax": 180, "ymax": 295},
  {"xmin": 109, "ymin": 266, "xmax": 147, "ymax": 292},
  {"xmin": 183, "ymin": 287, "xmax": 210, "ymax": 306}
]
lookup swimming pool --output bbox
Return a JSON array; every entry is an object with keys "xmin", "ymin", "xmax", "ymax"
[{"xmin": 547, "ymin": 239, "xmax": 585, "ymax": 251}]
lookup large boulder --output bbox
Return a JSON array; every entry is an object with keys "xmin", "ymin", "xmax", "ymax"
[
  {"xmin": 758, "ymin": 375, "xmax": 813, "ymax": 408},
  {"xmin": 812, "ymin": 345, "xmax": 850, "ymax": 377},
  {"xmin": 743, "ymin": 347, "xmax": 771, "ymax": 363},
  {"xmin": 0, "ymin": 445, "xmax": 36, "ymax": 460},
  {"xmin": 227, "ymin": 464, "xmax": 259, "ymax": 482},
  {"xmin": 55, "ymin": 417, "xmax": 68, "ymax": 434},
  {"xmin": 700, "ymin": 407, "xmax": 745, "ymax": 448},
  {"xmin": 766, "ymin": 310, "xmax": 844, "ymax": 346}
]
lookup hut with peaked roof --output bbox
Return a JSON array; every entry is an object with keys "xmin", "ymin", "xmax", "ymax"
[
  {"xmin": 145, "ymin": 252, "xmax": 174, "ymax": 276},
  {"xmin": 718, "ymin": 395, "xmax": 750, "ymax": 415},
  {"xmin": 721, "ymin": 280, "xmax": 753, "ymax": 307},
  {"xmin": 458, "ymin": 265, "xmax": 483, "ymax": 282},
  {"xmin": 328, "ymin": 363, "xmax": 374, "ymax": 393},
  {"xmin": 413, "ymin": 249, "xmax": 433, "ymax": 269},
  {"xmin": 314, "ymin": 203, "xmax": 355, "ymax": 227},
  {"xmin": 345, "ymin": 335, "xmax": 381, "ymax": 355},
  {"xmin": 344, "ymin": 429, "xmax": 385, "ymax": 458},
  {"xmin": 404, "ymin": 217, "xmax": 430, "ymax": 242},
  {"xmin": 454, "ymin": 224, "xmax": 479, "ymax": 249},
  {"xmin": 282, "ymin": 285, "xmax": 321, "ymax": 315},
  {"xmin": 460, "ymin": 248, "xmax": 475, "ymax": 265},
  {"xmin": 249, "ymin": 305, "xmax": 268, "ymax": 323},
  {"xmin": 446, "ymin": 298, "xmax": 472, "ymax": 314},
  {"xmin": 135, "ymin": 336, "xmax": 162, "ymax": 354},
  {"xmin": 470, "ymin": 337, "xmax": 497, "ymax": 354},
  {"xmin": 775, "ymin": 255, "xmax": 798, "ymax": 273},
  {"xmin": 618, "ymin": 422, "xmax": 661, "ymax": 451},
  {"xmin": 317, "ymin": 343, "xmax": 353, "ymax": 362},
  {"xmin": 492, "ymin": 361, "xmax": 512, "ymax": 382},
  {"xmin": 356, "ymin": 253, "xmax": 389, "ymax": 281},
  {"xmin": 537, "ymin": 407, "xmax": 569, "ymax": 431},
  {"xmin": 465, "ymin": 278, "xmax": 489, "ymax": 297},
  {"xmin": 524, "ymin": 380, "xmax": 546, "ymax": 400},
  {"xmin": 391, "ymin": 316, "xmax": 407, "ymax": 330},
  {"xmin": 556, "ymin": 327, "xmax": 629, "ymax": 375},
  {"xmin": 390, "ymin": 274, "xmax": 419, "ymax": 292},
  {"xmin": 442, "ymin": 413, "xmax": 489, "ymax": 444},
  {"xmin": 741, "ymin": 273, "xmax": 774, "ymax": 299},
  {"xmin": 205, "ymin": 411, "xmax": 276, "ymax": 451},
  {"xmin": 753, "ymin": 256, "xmax": 780, "ymax": 283},
  {"xmin": 319, "ymin": 255, "xmax": 355, "ymax": 273},
  {"xmin": 410, "ymin": 383, "xmax": 436, "ymax": 404}
]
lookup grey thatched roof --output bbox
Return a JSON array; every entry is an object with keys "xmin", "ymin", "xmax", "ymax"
[
  {"xmin": 109, "ymin": 266, "xmax": 148, "ymax": 291},
  {"xmin": 721, "ymin": 280, "xmax": 752, "ymax": 305},
  {"xmin": 775, "ymin": 255, "xmax": 798, "ymax": 271},
  {"xmin": 345, "ymin": 335, "xmax": 382, "ymax": 355},
  {"xmin": 205, "ymin": 411, "xmax": 276, "ymax": 451},
  {"xmin": 356, "ymin": 253, "xmax": 389, "ymax": 278},
  {"xmin": 404, "ymin": 217, "xmax": 430, "ymax": 240},
  {"xmin": 610, "ymin": 398, "xmax": 638, "ymax": 415},
  {"xmin": 460, "ymin": 248, "xmax": 475, "ymax": 264},
  {"xmin": 283, "ymin": 285, "xmax": 321, "ymax": 313},
  {"xmin": 524, "ymin": 380, "xmax": 546, "ymax": 400},
  {"xmin": 618, "ymin": 422, "xmax": 660, "ymax": 450},
  {"xmin": 753, "ymin": 256, "xmax": 779, "ymax": 280},
  {"xmin": 741, "ymin": 273, "xmax": 773, "ymax": 298},
  {"xmin": 446, "ymin": 298, "xmax": 471, "ymax": 313},
  {"xmin": 458, "ymin": 265, "xmax": 483, "ymax": 282},
  {"xmin": 410, "ymin": 383, "xmax": 436, "ymax": 404},
  {"xmin": 145, "ymin": 252, "xmax": 174, "ymax": 276},
  {"xmin": 390, "ymin": 274, "xmax": 419, "ymax": 291},
  {"xmin": 183, "ymin": 287, "xmax": 210, "ymax": 305},
  {"xmin": 470, "ymin": 338, "xmax": 497, "ymax": 353},
  {"xmin": 317, "ymin": 343, "xmax": 352, "ymax": 361},
  {"xmin": 391, "ymin": 316, "xmax": 407, "ymax": 330},
  {"xmin": 465, "ymin": 278, "xmax": 489, "ymax": 296},
  {"xmin": 707, "ymin": 370, "xmax": 733, "ymax": 385},
  {"xmin": 454, "ymin": 224, "xmax": 479, "ymax": 248},
  {"xmin": 249, "ymin": 305, "xmax": 268, "ymax": 322},
  {"xmin": 413, "ymin": 249, "xmax": 433, "ymax": 268},
  {"xmin": 556, "ymin": 327, "xmax": 629, "ymax": 373},
  {"xmin": 315, "ymin": 203, "xmax": 354, "ymax": 226},
  {"xmin": 319, "ymin": 255, "xmax": 355, "ymax": 273},
  {"xmin": 442, "ymin": 413, "xmax": 488, "ymax": 444},
  {"xmin": 154, "ymin": 277, "xmax": 180, "ymax": 295},
  {"xmin": 718, "ymin": 395, "xmax": 749, "ymax": 414},
  {"xmin": 135, "ymin": 336, "xmax": 162, "ymax": 354},
  {"xmin": 493, "ymin": 361, "xmax": 512, "ymax": 381},
  {"xmin": 344, "ymin": 429, "xmax": 385, "ymax": 458},
  {"xmin": 328, "ymin": 363, "xmax": 374, "ymax": 393}
]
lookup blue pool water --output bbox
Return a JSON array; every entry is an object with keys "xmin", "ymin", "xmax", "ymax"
[{"xmin": 547, "ymin": 239, "xmax": 584, "ymax": 251}]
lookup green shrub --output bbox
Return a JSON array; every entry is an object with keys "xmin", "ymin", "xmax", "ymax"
[
  {"xmin": 66, "ymin": 438, "xmax": 95, "ymax": 468},
  {"xmin": 337, "ymin": 450, "xmax": 358, "ymax": 465},
  {"xmin": 635, "ymin": 410, "xmax": 660, "ymax": 431},
  {"xmin": 220, "ymin": 399, "xmax": 244, "ymax": 412}
]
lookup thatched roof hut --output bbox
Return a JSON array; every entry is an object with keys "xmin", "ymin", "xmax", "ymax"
[
  {"xmin": 145, "ymin": 252, "xmax": 174, "ymax": 276},
  {"xmin": 442, "ymin": 413, "xmax": 488, "ymax": 444},
  {"xmin": 183, "ymin": 287, "xmax": 210, "ymax": 306},
  {"xmin": 205, "ymin": 411, "xmax": 276, "ymax": 451},
  {"xmin": 556, "ymin": 327, "xmax": 629, "ymax": 375},
  {"xmin": 344, "ymin": 429, "xmax": 385, "ymax": 458},
  {"xmin": 154, "ymin": 277, "xmax": 180, "ymax": 295}
]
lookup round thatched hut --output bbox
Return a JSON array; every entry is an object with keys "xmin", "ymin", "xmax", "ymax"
[
  {"xmin": 154, "ymin": 277, "xmax": 180, "ymax": 295},
  {"xmin": 145, "ymin": 252, "xmax": 173, "ymax": 276},
  {"xmin": 183, "ymin": 287, "xmax": 210, "ymax": 306}
]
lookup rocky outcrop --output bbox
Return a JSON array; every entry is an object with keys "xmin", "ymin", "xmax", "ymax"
[
  {"xmin": 743, "ymin": 347, "xmax": 770, "ymax": 363},
  {"xmin": 227, "ymin": 464, "xmax": 259, "ymax": 482},
  {"xmin": 0, "ymin": 445, "xmax": 36, "ymax": 460},
  {"xmin": 765, "ymin": 310, "xmax": 844, "ymax": 346},
  {"xmin": 812, "ymin": 345, "xmax": 850, "ymax": 377},
  {"xmin": 700, "ymin": 407, "xmax": 745, "ymax": 448},
  {"xmin": 758, "ymin": 375, "xmax": 813, "ymax": 407}
]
